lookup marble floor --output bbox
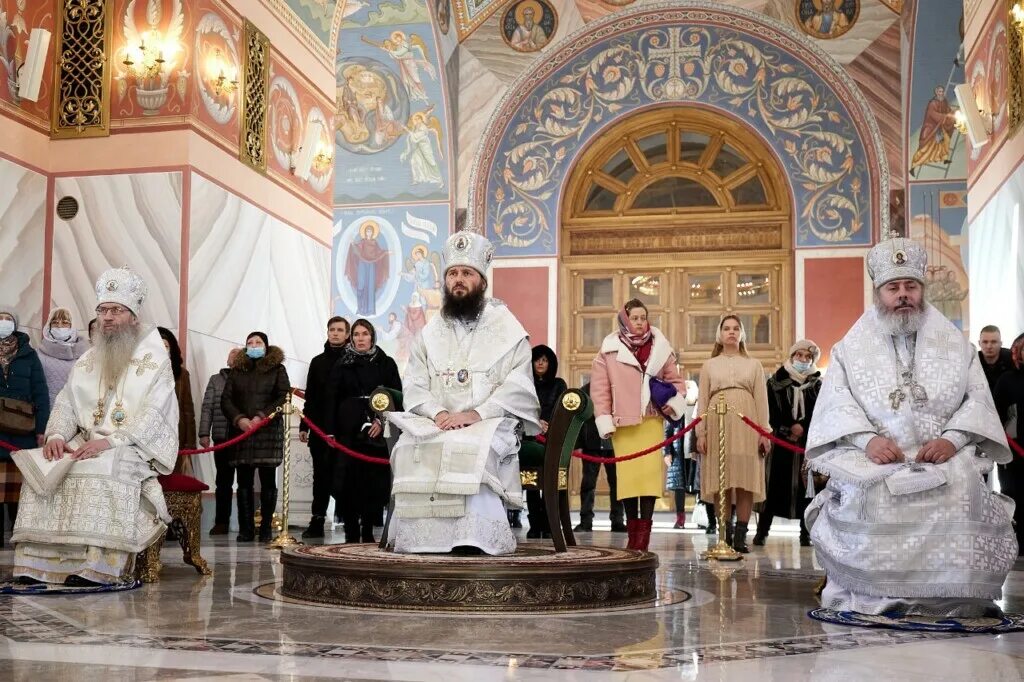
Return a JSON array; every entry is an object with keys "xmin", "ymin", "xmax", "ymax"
[{"xmin": 1, "ymin": 511, "xmax": 1022, "ymax": 681}]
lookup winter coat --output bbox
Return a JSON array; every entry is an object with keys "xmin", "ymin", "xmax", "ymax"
[
  {"xmin": 0, "ymin": 332, "xmax": 51, "ymax": 457},
  {"xmin": 995, "ymin": 368, "xmax": 1024, "ymax": 452},
  {"xmin": 574, "ymin": 383, "xmax": 613, "ymax": 456},
  {"xmin": 36, "ymin": 336, "xmax": 88, "ymax": 406},
  {"xmin": 763, "ymin": 365, "xmax": 822, "ymax": 518},
  {"xmin": 199, "ymin": 369, "xmax": 231, "ymax": 443},
  {"xmin": 222, "ymin": 346, "xmax": 290, "ymax": 467},
  {"xmin": 532, "ymin": 345, "xmax": 567, "ymax": 423},
  {"xmin": 300, "ymin": 342, "xmax": 348, "ymax": 440},
  {"xmin": 765, "ymin": 365, "xmax": 822, "ymax": 446},
  {"xmin": 175, "ymin": 368, "xmax": 197, "ymax": 451},
  {"xmin": 590, "ymin": 327, "xmax": 687, "ymax": 439}
]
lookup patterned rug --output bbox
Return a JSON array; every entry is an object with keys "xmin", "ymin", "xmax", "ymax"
[
  {"xmin": 0, "ymin": 579, "xmax": 141, "ymax": 596},
  {"xmin": 809, "ymin": 607, "xmax": 1024, "ymax": 633}
]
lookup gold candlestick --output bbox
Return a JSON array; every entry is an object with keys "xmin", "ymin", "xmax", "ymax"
[
  {"xmin": 702, "ymin": 393, "xmax": 742, "ymax": 561},
  {"xmin": 269, "ymin": 394, "xmax": 300, "ymax": 549}
]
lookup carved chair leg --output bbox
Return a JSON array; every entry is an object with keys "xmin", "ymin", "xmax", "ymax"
[
  {"xmin": 558, "ymin": 489, "xmax": 576, "ymax": 547},
  {"xmin": 176, "ymin": 493, "xmax": 212, "ymax": 576},
  {"xmin": 137, "ymin": 532, "xmax": 166, "ymax": 584}
]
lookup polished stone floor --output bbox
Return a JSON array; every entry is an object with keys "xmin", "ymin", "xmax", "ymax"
[{"xmin": 1, "ymin": 510, "xmax": 1022, "ymax": 681}]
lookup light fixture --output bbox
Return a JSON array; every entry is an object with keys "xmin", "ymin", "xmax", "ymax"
[
  {"xmin": 292, "ymin": 121, "xmax": 326, "ymax": 180},
  {"xmin": 210, "ymin": 49, "xmax": 237, "ymax": 96},
  {"xmin": 953, "ymin": 83, "xmax": 993, "ymax": 148},
  {"xmin": 312, "ymin": 140, "xmax": 334, "ymax": 174},
  {"xmin": 1012, "ymin": 2, "xmax": 1024, "ymax": 28},
  {"xmin": 122, "ymin": 31, "xmax": 170, "ymax": 80}
]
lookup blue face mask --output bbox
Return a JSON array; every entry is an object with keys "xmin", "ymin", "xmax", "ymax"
[
  {"xmin": 246, "ymin": 346, "xmax": 266, "ymax": 360},
  {"xmin": 793, "ymin": 360, "xmax": 813, "ymax": 373},
  {"xmin": 0, "ymin": 320, "xmax": 14, "ymax": 338}
]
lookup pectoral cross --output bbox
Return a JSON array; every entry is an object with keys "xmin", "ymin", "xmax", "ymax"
[
  {"xmin": 439, "ymin": 368, "xmax": 456, "ymax": 388},
  {"xmin": 889, "ymin": 387, "xmax": 905, "ymax": 411},
  {"xmin": 130, "ymin": 353, "xmax": 159, "ymax": 376}
]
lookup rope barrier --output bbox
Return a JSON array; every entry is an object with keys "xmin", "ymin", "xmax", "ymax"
[
  {"xmin": 300, "ymin": 413, "xmax": 392, "ymax": 465},
  {"xmin": 1008, "ymin": 435, "xmax": 1024, "ymax": 460},
  {"xmin": 571, "ymin": 416, "xmax": 704, "ymax": 463},
  {"xmin": 177, "ymin": 409, "xmax": 281, "ymax": 456},
  {"xmin": 738, "ymin": 414, "xmax": 807, "ymax": 454}
]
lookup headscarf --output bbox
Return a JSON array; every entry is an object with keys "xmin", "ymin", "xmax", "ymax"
[
  {"xmin": 617, "ymin": 306, "xmax": 653, "ymax": 369},
  {"xmin": 1011, "ymin": 333, "xmax": 1024, "ymax": 370},
  {"xmin": 782, "ymin": 339, "xmax": 820, "ymax": 421},
  {"xmin": 0, "ymin": 307, "xmax": 19, "ymax": 380},
  {"xmin": 44, "ymin": 307, "xmax": 79, "ymax": 345},
  {"xmin": 341, "ymin": 319, "xmax": 379, "ymax": 364}
]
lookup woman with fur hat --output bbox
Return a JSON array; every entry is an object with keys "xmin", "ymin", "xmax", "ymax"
[
  {"xmin": 36, "ymin": 307, "xmax": 88, "ymax": 405},
  {"xmin": 754, "ymin": 339, "xmax": 822, "ymax": 547},
  {"xmin": 222, "ymin": 331, "xmax": 290, "ymax": 542},
  {"xmin": 695, "ymin": 315, "xmax": 771, "ymax": 554}
]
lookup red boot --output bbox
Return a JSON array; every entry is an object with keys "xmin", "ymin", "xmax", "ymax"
[
  {"xmin": 635, "ymin": 519, "xmax": 654, "ymax": 552},
  {"xmin": 625, "ymin": 519, "xmax": 638, "ymax": 550},
  {"xmin": 673, "ymin": 512, "xmax": 686, "ymax": 529}
]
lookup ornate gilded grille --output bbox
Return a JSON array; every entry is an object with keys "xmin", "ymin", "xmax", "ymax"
[
  {"xmin": 1009, "ymin": 1, "xmax": 1024, "ymax": 134},
  {"xmin": 240, "ymin": 20, "xmax": 270, "ymax": 173},
  {"xmin": 51, "ymin": 0, "xmax": 113, "ymax": 139}
]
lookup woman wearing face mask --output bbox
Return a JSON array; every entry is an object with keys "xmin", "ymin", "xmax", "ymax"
[
  {"xmin": 591, "ymin": 299, "xmax": 688, "ymax": 551},
  {"xmin": 36, "ymin": 307, "xmax": 89, "ymax": 405},
  {"xmin": 158, "ymin": 327, "xmax": 197, "ymax": 475},
  {"xmin": 222, "ymin": 332, "xmax": 290, "ymax": 542},
  {"xmin": 0, "ymin": 308, "xmax": 50, "ymax": 542},
  {"xmin": 327, "ymin": 319, "xmax": 401, "ymax": 543},
  {"xmin": 754, "ymin": 340, "xmax": 822, "ymax": 548},
  {"xmin": 696, "ymin": 315, "xmax": 771, "ymax": 554}
]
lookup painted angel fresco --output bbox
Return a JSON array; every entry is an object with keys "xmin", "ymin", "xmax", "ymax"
[
  {"xmin": 361, "ymin": 31, "xmax": 437, "ymax": 103},
  {"xmin": 400, "ymin": 108, "xmax": 444, "ymax": 187},
  {"xmin": 401, "ymin": 244, "xmax": 442, "ymax": 313}
]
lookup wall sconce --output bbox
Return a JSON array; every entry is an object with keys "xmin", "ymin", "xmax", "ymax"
[
  {"xmin": 209, "ymin": 49, "xmax": 237, "ymax": 96},
  {"xmin": 1012, "ymin": 2, "xmax": 1024, "ymax": 29},
  {"xmin": 122, "ymin": 30, "xmax": 173, "ymax": 80},
  {"xmin": 953, "ymin": 83, "xmax": 993, "ymax": 148},
  {"xmin": 313, "ymin": 140, "xmax": 334, "ymax": 173}
]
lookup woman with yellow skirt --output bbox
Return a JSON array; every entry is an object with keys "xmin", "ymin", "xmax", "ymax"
[
  {"xmin": 696, "ymin": 315, "xmax": 771, "ymax": 553},
  {"xmin": 590, "ymin": 299, "xmax": 688, "ymax": 551}
]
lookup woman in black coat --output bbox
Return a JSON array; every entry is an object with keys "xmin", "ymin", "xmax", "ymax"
[
  {"xmin": 524, "ymin": 345, "xmax": 567, "ymax": 538},
  {"xmin": 328, "ymin": 319, "xmax": 401, "ymax": 543},
  {"xmin": 754, "ymin": 339, "xmax": 821, "ymax": 547},
  {"xmin": 994, "ymin": 333, "xmax": 1024, "ymax": 556},
  {"xmin": 222, "ymin": 331, "xmax": 290, "ymax": 542}
]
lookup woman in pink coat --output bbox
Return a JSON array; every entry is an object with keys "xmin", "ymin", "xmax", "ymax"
[{"xmin": 590, "ymin": 299, "xmax": 688, "ymax": 551}]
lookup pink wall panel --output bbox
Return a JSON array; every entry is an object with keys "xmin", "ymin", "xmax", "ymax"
[
  {"xmin": 492, "ymin": 267, "xmax": 549, "ymax": 348},
  {"xmin": 804, "ymin": 258, "xmax": 864, "ymax": 368}
]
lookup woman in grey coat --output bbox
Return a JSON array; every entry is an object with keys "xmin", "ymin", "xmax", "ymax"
[{"xmin": 36, "ymin": 307, "xmax": 88, "ymax": 405}]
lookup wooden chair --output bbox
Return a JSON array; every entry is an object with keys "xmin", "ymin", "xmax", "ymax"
[
  {"xmin": 370, "ymin": 386, "xmax": 593, "ymax": 553},
  {"xmin": 135, "ymin": 473, "xmax": 212, "ymax": 582}
]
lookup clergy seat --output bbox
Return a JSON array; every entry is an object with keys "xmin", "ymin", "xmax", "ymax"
[
  {"xmin": 135, "ymin": 473, "xmax": 213, "ymax": 582},
  {"xmin": 370, "ymin": 386, "xmax": 592, "ymax": 553}
]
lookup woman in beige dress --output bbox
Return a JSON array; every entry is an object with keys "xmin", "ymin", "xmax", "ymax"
[{"xmin": 696, "ymin": 315, "xmax": 770, "ymax": 553}]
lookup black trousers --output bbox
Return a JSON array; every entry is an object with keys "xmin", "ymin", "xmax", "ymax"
[
  {"xmin": 998, "ymin": 457, "xmax": 1024, "ymax": 555},
  {"xmin": 213, "ymin": 447, "xmax": 236, "ymax": 525},
  {"xmin": 236, "ymin": 464, "xmax": 277, "ymax": 492},
  {"xmin": 578, "ymin": 453, "xmax": 624, "ymax": 524},
  {"xmin": 308, "ymin": 437, "xmax": 338, "ymax": 518}
]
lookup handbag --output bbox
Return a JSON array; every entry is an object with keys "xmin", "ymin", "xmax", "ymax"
[
  {"xmin": 649, "ymin": 376, "xmax": 678, "ymax": 410},
  {"xmin": 0, "ymin": 397, "xmax": 35, "ymax": 436}
]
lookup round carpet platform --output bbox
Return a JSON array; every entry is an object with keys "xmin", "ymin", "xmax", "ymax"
[{"xmin": 280, "ymin": 542, "xmax": 659, "ymax": 612}]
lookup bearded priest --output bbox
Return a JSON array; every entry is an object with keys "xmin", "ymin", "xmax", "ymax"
[
  {"xmin": 805, "ymin": 237, "xmax": 1017, "ymax": 617},
  {"xmin": 385, "ymin": 231, "xmax": 541, "ymax": 555},
  {"xmin": 11, "ymin": 268, "xmax": 177, "ymax": 586}
]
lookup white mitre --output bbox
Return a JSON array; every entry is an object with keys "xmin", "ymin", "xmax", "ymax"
[
  {"xmin": 866, "ymin": 237, "xmax": 927, "ymax": 288},
  {"xmin": 96, "ymin": 266, "xmax": 148, "ymax": 314},
  {"xmin": 442, "ymin": 230, "xmax": 495, "ymax": 279}
]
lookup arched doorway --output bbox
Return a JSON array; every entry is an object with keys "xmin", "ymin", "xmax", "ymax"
[{"xmin": 559, "ymin": 107, "xmax": 794, "ymax": 387}]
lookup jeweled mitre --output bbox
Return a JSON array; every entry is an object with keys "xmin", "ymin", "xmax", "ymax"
[
  {"xmin": 866, "ymin": 237, "xmax": 927, "ymax": 288},
  {"xmin": 95, "ymin": 266, "xmax": 148, "ymax": 313},
  {"xmin": 442, "ymin": 230, "xmax": 495, "ymax": 278}
]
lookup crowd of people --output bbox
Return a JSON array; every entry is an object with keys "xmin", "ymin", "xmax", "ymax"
[{"xmin": 0, "ymin": 232, "xmax": 1020, "ymax": 621}]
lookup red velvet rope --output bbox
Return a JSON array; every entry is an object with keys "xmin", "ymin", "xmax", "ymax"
[
  {"xmin": 300, "ymin": 414, "xmax": 392, "ymax": 465},
  {"xmin": 570, "ymin": 416, "xmax": 704, "ymax": 463},
  {"xmin": 739, "ymin": 415, "xmax": 807, "ymax": 454},
  {"xmin": 1007, "ymin": 435, "xmax": 1024, "ymax": 460}
]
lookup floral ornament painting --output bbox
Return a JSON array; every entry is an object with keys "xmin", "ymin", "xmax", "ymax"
[{"xmin": 795, "ymin": 0, "xmax": 859, "ymax": 40}]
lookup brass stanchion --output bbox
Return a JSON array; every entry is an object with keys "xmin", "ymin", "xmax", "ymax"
[
  {"xmin": 269, "ymin": 394, "xmax": 300, "ymax": 549},
  {"xmin": 702, "ymin": 393, "xmax": 742, "ymax": 561}
]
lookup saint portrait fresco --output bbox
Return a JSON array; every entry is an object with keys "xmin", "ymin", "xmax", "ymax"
[
  {"xmin": 335, "ymin": 57, "xmax": 410, "ymax": 155},
  {"xmin": 501, "ymin": 0, "xmax": 557, "ymax": 53},
  {"xmin": 436, "ymin": 0, "xmax": 451, "ymax": 35},
  {"xmin": 795, "ymin": 0, "xmax": 859, "ymax": 40}
]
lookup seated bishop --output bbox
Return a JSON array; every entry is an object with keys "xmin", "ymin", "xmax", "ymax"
[
  {"xmin": 805, "ymin": 238, "xmax": 1017, "ymax": 617},
  {"xmin": 385, "ymin": 231, "xmax": 541, "ymax": 555},
  {"xmin": 11, "ymin": 268, "xmax": 177, "ymax": 586}
]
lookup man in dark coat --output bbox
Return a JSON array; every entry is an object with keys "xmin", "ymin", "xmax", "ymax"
[
  {"xmin": 574, "ymin": 382, "xmax": 626, "ymax": 533},
  {"xmin": 979, "ymin": 325, "xmax": 1014, "ymax": 396},
  {"xmin": 299, "ymin": 316, "xmax": 349, "ymax": 538},
  {"xmin": 994, "ymin": 333, "xmax": 1024, "ymax": 556}
]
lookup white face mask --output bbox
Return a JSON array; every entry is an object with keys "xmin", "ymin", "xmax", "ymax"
[
  {"xmin": 0, "ymin": 320, "xmax": 14, "ymax": 338},
  {"xmin": 50, "ymin": 327, "xmax": 74, "ymax": 342},
  {"xmin": 793, "ymin": 360, "xmax": 813, "ymax": 373}
]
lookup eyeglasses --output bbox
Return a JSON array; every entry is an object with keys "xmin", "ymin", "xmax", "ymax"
[{"xmin": 95, "ymin": 305, "xmax": 129, "ymax": 317}]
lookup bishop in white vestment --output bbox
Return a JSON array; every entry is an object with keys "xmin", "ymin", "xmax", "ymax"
[
  {"xmin": 11, "ymin": 268, "xmax": 176, "ymax": 585},
  {"xmin": 805, "ymin": 238, "xmax": 1017, "ymax": 617},
  {"xmin": 386, "ymin": 231, "xmax": 541, "ymax": 555}
]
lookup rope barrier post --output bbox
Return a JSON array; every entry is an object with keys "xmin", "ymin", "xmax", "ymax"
[
  {"xmin": 702, "ymin": 393, "xmax": 742, "ymax": 562},
  {"xmin": 268, "ymin": 394, "xmax": 300, "ymax": 549}
]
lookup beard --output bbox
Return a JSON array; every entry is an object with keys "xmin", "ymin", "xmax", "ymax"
[
  {"xmin": 441, "ymin": 283, "xmax": 487, "ymax": 323},
  {"xmin": 874, "ymin": 296, "xmax": 926, "ymax": 336},
  {"xmin": 95, "ymin": 321, "xmax": 141, "ymax": 387}
]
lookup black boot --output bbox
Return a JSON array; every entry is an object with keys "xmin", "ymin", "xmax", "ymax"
[
  {"xmin": 259, "ymin": 488, "xmax": 277, "ymax": 542},
  {"xmin": 733, "ymin": 521, "xmax": 750, "ymax": 554},
  {"xmin": 508, "ymin": 510, "xmax": 522, "ymax": 528},
  {"xmin": 753, "ymin": 512, "xmax": 771, "ymax": 546},
  {"xmin": 704, "ymin": 503, "xmax": 717, "ymax": 534},
  {"xmin": 343, "ymin": 512, "xmax": 360, "ymax": 543},
  {"xmin": 361, "ymin": 520, "xmax": 375, "ymax": 543},
  {"xmin": 302, "ymin": 515, "xmax": 325, "ymax": 539},
  {"xmin": 236, "ymin": 488, "xmax": 255, "ymax": 542}
]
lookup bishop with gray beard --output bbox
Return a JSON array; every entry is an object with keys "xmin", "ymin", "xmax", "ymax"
[
  {"xmin": 803, "ymin": 238, "xmax": 1016, "ymax": 618},
  {"xmin": 11, "ymin": 267, "xmax": 179, "ymax": 586}
]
